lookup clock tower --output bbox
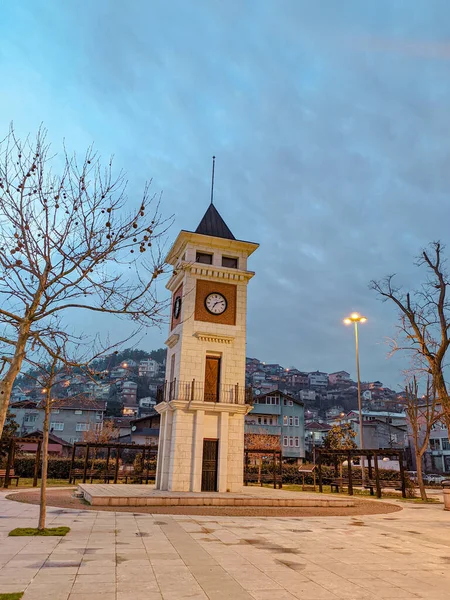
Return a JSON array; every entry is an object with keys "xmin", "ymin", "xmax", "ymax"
[{"xmin": 155, "ymin": 202, "xmax": 258, "ymax": 492}]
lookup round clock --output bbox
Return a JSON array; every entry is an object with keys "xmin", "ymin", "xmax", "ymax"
[
  {"xmin": 173, "ymin": 296, "xmax": 182, "ymax": 319},
  {"xmin": 205, "ymin": 292, "xmax": 227, "ymax": 315}
]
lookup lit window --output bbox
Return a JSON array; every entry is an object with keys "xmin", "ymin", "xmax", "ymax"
[
  {"xmin": 283, "ymin": 416, "xmax": 288, "ymax": 426},
  {"xmin": 283, "ymin": 436, "xmax": 288, "ymax": 446},
  {"xmin": 222, "ymin": 256, "xmax": 238, "ymax": 269},
  {"xmin": 50, "ymin": 422, "xmax": 64, "ymax": 431},
  {"xmin": 196, "ymin": 252, "xmax": 213, "ymax": 265}
]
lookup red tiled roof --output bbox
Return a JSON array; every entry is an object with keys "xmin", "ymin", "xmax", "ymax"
[
  {"xmin": 37, "ymin": 396, "xmax": 106, "ymax": 411},
  {"xmin": 306, "ymin": 421, "xmax": 332, "ymax": 431}
]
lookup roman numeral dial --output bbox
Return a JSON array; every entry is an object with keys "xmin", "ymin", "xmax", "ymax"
[{"xmin": 205, "ymin": 292, "xmax": 227, "ymax": 315}]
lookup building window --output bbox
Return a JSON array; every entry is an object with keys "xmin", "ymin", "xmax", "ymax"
[
  {"xmin": 95, "ymin": 423, "xmax": 103, "ymax": 432},
  {"xmin": 283, "ymin": 436, "xmax": 288, "ymax": 447},
  {"xmin": 52, "ymin": 409, "xmax": 60, "ymax": 414},
  {"xmin": 74, "ymin": 410, "xmax": 83, "ymax": 415},
  {"xmin": 283, "ymin": 399, "xmax": 287, "ymax": 406},
  {"xmin": 295, "ymin": 437, "xmax": 300, "ymax": 447},
  {"xmin": 283, "ymin": 416, "xmax": 288, "ymax": 426},
  {"xmin": 289, "ymin": 437, "xmax": 294, "ymax": 447},
  {"xmin": 222, "ymin": 256, "xmax": 238, "ymax": 269},
  {"xmin": 50, "ymin": 422, "xmax": 64, "ymax": 431},
  {"xmin": 266, "ymin": 396, "xmax": 279, "ymax": 405},
  {"xmin": 442, "ymin": 438, "xmax": 450, "ymax": 450},
  {"xmin": 289, "ymin": 416, "xmax": 294, "ymax": 426},
  {"xmin": 288, "ymin": 400, "xmax": 293, "ymax": 406},
  {"xmin": 263, "ymin": 418, "xmax": 267, "ymax": 425},
  {"xmin": 196, "ymin": 252, "xmax": 213, "ymax": 265},
  {"xmin": 25, "ymin": 414, "xmax": 38, "ymax": 423},
  {"xmin": 96, "ymin": 411, "xmax": 103, "ymax": 420},
  {"xmin": 76, "ymin": 423, "xmax": 89, "ymax": 432},
  {"xmin": 430, "ymin": 438, "xmax": 441, "ymax": 450},
  {"xmin": 294, "ymin": 416, "xmax": 299, "ymax": 426},
  {"xmin": 258, "ymin": 417, "xmax": 262, "ymax": 424}
]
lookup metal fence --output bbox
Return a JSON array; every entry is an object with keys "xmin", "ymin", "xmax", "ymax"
[{"xmin": 156, "ymin": 379, "xmax": 253, "ymax": 405}]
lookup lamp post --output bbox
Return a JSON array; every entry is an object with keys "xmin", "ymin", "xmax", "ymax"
[{"xmin": 344, "ymin": 312, "xmax": 367, "ymax": 485}]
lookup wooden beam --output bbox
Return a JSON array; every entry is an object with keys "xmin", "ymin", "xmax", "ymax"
[{"xmin": 83, "ymin": 444, "xmax": 90, "ymax": 484}]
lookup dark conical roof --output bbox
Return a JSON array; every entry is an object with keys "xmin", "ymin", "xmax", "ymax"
[{"xmin": 195, "ymin": 204, "xmax": 235, "ymax": 240}]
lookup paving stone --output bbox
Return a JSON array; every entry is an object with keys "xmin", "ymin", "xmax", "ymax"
[{"xmin": 0, "ymin": 490, "xmax": 449, "ymax": 600}]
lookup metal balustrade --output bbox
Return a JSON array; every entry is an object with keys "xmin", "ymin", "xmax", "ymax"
[{"xmin": 156, "ymin": 379, "xmax": 253, "ymax": 405}]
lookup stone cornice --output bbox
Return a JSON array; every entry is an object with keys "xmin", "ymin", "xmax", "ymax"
[
  {"xmin": 156, "ymin": 399, "xmax": 250, "ymax": 415},
  {"xmin": 165, "ymin": 230, "xmax": 259, "ymax": 266},
  {"xmin": 166, "ymin": 261, "xmax": 255, "ymax": 291},
  {"xmin": 164, "ymin": 333, "xmax": 179, "ymax": 348},
  {"xmin": 187, "ymin": 263, "xmax": 255, "ymax": 281},
  {"xmin": 193, "ymin": 332, "xmax": 235, "ymax": 344}
]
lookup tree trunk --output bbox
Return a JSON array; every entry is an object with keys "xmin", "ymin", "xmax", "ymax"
[
  {"xmin": 434, "ymin": 371, "xmax": 450, "ymax": 433},
  {"xmin": 415, "ymin": 451, "xmax": 427, "ymax": 501},
  {"xmin": 38, "ymin": 392, "xmax": 51, "ymax": 530},
  {"xmin": 0, "ymin": 330, "xmax": 30, "ymax": 437}
]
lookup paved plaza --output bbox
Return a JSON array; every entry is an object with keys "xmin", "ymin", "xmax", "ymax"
[{"xmin": 0, "ymin": 490, "xmax": 449, "ymax": 600}]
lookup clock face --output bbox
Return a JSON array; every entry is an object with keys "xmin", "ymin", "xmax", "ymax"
[
  {"xmin": 173, "ymin": 296, "xmax": 182, "ymax": 319},
  {"xmin": 205, "ymin": 292, "xmax": 227, "ymax": 315}
]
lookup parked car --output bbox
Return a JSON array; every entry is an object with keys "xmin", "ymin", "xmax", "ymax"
[{"xmin": 423, "ymin": 473, "xmax": 447, "ymax": 485}]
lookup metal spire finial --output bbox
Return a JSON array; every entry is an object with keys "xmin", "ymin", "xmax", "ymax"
[{"xmin": 210, "ymin": 155, "xmax": 216, "ymax": 205}]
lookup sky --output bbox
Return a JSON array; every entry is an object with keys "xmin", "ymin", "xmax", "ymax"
[{"xmin": 1, "ymin": 0, "xmax": 450, "ymax": 389}]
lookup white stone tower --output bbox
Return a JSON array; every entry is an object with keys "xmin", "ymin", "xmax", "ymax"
[{"xmin": 155, "ymin": 202, "xmax": 258, "ymax": 492}]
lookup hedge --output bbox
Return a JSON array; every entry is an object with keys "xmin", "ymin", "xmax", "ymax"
[
  {"xmin": 246, "ymin": 463, "xmax": 411, "ymax": 486},
  {"xmin": 13, "ymin": 456, "xmax": 158, "ymax": 479},
  {"xmin": 13, "ymin": 455, "xmax": 413, "ymax": 490}
]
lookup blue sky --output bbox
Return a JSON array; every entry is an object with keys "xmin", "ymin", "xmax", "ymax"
[{"xmin": 2, "ymin": 0, "xmax": 450, "ymax": 388}]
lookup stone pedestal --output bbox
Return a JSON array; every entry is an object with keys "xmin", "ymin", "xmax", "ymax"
[{"xmin": 155, "ymin": 400, "xmax": 249, "ymax": 493}]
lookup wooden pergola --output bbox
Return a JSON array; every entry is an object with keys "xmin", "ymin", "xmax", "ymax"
[
  {"xmin": 68, "ymin": 441, "xmax": 158, "ymax": 484},
  {"xmin": 316, "ymin": 448, "xmax": 407, "ymax": 498},
  {"xmin": 243, "ymin": 449, "xmax": 283, "ymax": 489},
  {"xmin": 2, "ymin": 437, "xmax": 42, "ymax": 488}
]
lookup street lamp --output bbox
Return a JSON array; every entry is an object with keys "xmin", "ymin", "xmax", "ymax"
[{"xmin": 343, "ymin": 312, "xmax": 367, "ymax": 484}]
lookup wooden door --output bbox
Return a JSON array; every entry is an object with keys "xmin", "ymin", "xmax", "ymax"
[
  {"xmin": 201, "ymin": 439, "xmax": 219, "ymax": 492},
  {"xmin": 204, "ymin": 356, "xmax": 220, "ymax": 402}
]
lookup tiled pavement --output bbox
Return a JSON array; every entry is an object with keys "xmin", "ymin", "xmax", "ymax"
[{"xmin": 0, "ymin": 490, "xmax": 449, "ymax": 599}]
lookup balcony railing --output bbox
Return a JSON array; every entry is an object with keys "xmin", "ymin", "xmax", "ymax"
[
  {"xmin": 156, "ymin": 379, "xmax": 253, "ymax": 405},
  {"xmin": 245, "ymin": 424, "xmax": 282, "ymax": 436}
]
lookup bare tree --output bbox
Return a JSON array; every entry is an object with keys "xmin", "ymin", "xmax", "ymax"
[
  {"xmin": 403, "ymin": 378, "xmax": 441, "ymax": 501},
  {"xmin": 370, "ymin": 242, "xmax": 450, "ymax": 433},
  {"xmin": 0, "ymin": 125, "xmax": 171, "ymax": 435}
]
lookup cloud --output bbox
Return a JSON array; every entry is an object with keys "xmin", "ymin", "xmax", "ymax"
[{"xmin": 1, "ymin": 0, "xmax": 450, "ymax": 387}]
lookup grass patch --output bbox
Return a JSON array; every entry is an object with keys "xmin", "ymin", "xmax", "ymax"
[
  {"xmin": 10, "ymin": 478, "xmax": 74, "ymax": 489},
  {"xmin": 9, "ymin": 526, "xmax": 70, "ymax": 537},
  {"xmin": 0, "ymin": 593, "xmax": 24, "ymax": 600}
]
